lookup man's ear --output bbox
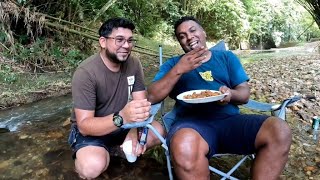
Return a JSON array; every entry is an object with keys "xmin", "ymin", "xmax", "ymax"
[
  {"xmin": 99, "ymin": 37, "xmax": 107, "ymax": 48},
  {"xmin": 203, "ymin": 31, "xmax": 207, "ymax": 38}
]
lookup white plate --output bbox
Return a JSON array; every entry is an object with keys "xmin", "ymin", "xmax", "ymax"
[{"xmin": 177, "ymin": 90, "xmax": 227, "ymax": 104}]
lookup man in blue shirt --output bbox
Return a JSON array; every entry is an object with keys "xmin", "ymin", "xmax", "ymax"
[{"xmin": 148, "ymin": 16, "xmax": 292, "ymax": 180}]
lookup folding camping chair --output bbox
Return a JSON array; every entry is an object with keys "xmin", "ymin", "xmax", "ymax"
[{"xmin": 121, "ymin": 42, "xmax": 301, "ymax": 180}]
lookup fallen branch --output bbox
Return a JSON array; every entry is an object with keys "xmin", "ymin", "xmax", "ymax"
[{"xmin": 0, "ymin": 42, "xmax": 10, "ymax": 51}]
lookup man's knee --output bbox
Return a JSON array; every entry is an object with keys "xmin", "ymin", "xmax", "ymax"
[
  {"xmin": 76, "ymin": 156, "xmax": 108, "ymax": 178},
  {"xmin": 75, "ymin": 147, "xmax": 109, "ymax": 179},
  {"xmin": 170, "ymin": 128, "xmax": 208, "ymax": 170},
  {"xmin": 257, "ymin": 117, "xmax": 292, "ymax": 150}
]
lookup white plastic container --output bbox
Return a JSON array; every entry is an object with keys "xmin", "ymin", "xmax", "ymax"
[{"xmin": 122, "ymin": 140, "xmax": 137, "ymax": 163}]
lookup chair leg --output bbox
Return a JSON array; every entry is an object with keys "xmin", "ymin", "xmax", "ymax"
[
  {"xmin": 208, "ymin": 155, "xmax": 250, "ymax": 180},
  {"xmin": 221, "ymin": 155, "xmax": 249, "ymax": 180},
  {"xmin": 165, "ymin": 149, "xmax": 174, "ymax": 180},
  {"xmin": 209, "ymin": 166, "xmax": 239, "ymax": 180},
  {"xmin": 146, "ymin": 124, "xmax": 173, "ymax": 179}
]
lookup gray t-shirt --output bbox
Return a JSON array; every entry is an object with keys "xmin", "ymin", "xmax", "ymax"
[{"xmin": 71, "ymin": 53, "xmax": 145, "ymax": 122}]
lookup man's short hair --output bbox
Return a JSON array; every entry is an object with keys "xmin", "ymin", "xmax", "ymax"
[
  {"xmin": 174, "ymin": 16, "xmax": 202, "ymax": 37},
  {"xmin": 99, "ymin": 17, "xmax": 135, "ymax": 37}
]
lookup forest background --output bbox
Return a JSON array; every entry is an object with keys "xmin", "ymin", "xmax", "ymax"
[{"xmin": 0, "ymin": 0, "xmax": 320, "ymax": 108}]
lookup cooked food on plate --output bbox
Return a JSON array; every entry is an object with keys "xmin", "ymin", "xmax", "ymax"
[{"xmin": 183, "ymin": 90, "xmax": 221, "ymax": 99}]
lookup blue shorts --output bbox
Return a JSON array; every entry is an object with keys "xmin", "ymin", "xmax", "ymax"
[
  {"xmin": 166, "ymin": 114, "xmax": 269, "ymax": 159},
  {"xmin": 68, "ymin": 124, "xmax": 129, "ymax": 159}
]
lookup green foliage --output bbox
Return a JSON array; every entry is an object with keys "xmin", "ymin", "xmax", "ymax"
[
  {"xmin": 243, "ymin": 0, "xmax": 320, "ymax": 48},
  {"xmin": 64, "ymin": 49, "xmax": 84, "ymax": 70},
  {"xmin": 2, "ymin": 0, "xmax": 320, "ymax": 66},
  {"xmin": 3, "ymin": 38, "xmax": 87, "ymax": 72},
  {"xmin": 195, "ymin": 0, "xmax": 249, "ymax": 48},
  {"xmin": 299, "ymin": 13, "xmax": 320, "ymax": 40},
  {"xmin": 144, "ymin": 145, "xmax": 166, "ymax": 165},
  {"xmin": 295, "ymin": 0, "xmax": 320, "ymax": 28},
  {"xmin": 0, "ymin": 64, "xmax": 17, "ymax": 84},
  {"xmin": 16, "ymin": 0, "xmax": 27, "ymax": 5},
  {"xmin": 0, "ymin": 31, "xmax": 7, "ymax": 42},
  {"xmin": 104, "ymin": 0, "xmax": 162, "ymax": 37}
]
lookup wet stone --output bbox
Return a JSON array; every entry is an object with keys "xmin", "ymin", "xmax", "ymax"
[{"xmin": 0, "ymin": 128, "xmax": 9, "ymax": 133}]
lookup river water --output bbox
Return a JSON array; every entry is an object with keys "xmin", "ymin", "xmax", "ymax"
[
  {"xmin": 0, "ymin": 94, "xmax": 170, "ymax": 179},
  {"xmin": 0, "ymin": 94, "xmax": 72, "ymax": 132}
]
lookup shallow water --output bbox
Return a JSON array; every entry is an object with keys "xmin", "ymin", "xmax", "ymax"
[
  {"xmin": 0, "ymin": 94, "xmax": 72, "ymax": 132},
  {"xmin": 0, "ymin": 94, "xmax": 170, "ymax": 179}
]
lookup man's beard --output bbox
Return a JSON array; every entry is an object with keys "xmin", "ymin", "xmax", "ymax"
[{"xmin": 105, "ymin": 48, "xmax": 130, "ymax": 64}]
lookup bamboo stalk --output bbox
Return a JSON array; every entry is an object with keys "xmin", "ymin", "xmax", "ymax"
[
  {"xmin": 43, "ymin": 14, "xmax": 96, "ymax": 34},
  {"xmin": 45, "ymin": 21, "xmax": 171, "ymax": 58},
  {"xmin": 45, "ymin": 21, "xmax": 99, "ymax": 40},
  {"xmin": 0, "ymin": 42, "xmax": 11, "ymax": 51}
]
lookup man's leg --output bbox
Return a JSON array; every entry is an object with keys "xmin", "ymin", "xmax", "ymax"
[
  {"xmin": 75, "ymin": 146, "xmax": 110, "ymax": 179},
  {"xmin": 170, "ymin": 128, "xmax": 210, "ymax": 180},
  {"xmin": 252, "ymin": 117, "xmax": 292, "ymax": 180}
]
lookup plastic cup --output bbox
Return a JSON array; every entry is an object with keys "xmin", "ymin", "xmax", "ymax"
[{"xmin": 122, "ymin": 140, "xmax": 137, "ymax": 163}]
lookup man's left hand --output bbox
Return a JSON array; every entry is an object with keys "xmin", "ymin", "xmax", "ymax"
[
  {"xmin": 122, "ymin": 128, "xmax": 146, "ymax": 157},
  {"xmin": 218, "ymin": 86, "xmax": 232, "ymax": 105}
]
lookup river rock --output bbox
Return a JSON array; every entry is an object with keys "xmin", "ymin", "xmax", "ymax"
[{"xmin": 0, "ymin": 127, "xmax": 10, "ymax": 133}]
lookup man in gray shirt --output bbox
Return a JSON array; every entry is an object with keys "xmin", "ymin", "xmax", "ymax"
[{"xmin": 68, "ymin": 17, "xmax": 165, "ymax": 179}]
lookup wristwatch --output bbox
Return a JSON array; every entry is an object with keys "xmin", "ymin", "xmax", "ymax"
[{"xmin": 113, "ymin": 112, "xmax": 123, "ymax": 127}]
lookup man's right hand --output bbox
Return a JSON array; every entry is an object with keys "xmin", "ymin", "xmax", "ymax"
[
  {"xmin": 120, "ymin": 99, "xmax": 151, "ymax": 124},
  {"xmin": 175, "ymin": 46, "xmax": 208, "ymax": 74}
]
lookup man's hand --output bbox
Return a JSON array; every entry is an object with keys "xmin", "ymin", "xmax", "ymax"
[
  {"xmin": 121, "ymin": 128, "xmax": 146, "ymax": 157},
  {"xmin": 218, "ymin": 86, "xmax": 232, "ymax": 105},
  {"xmin": 176, "ymin": 46, "xmax": 209, "ymax": 74},
  {"xmin": 120, "ymin": 99, "xmax": 151, "ymax": 124}
]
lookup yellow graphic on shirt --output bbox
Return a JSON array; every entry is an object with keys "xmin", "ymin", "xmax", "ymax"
[{"xmin": 199, "ymin": 71, "xmax": 214, "ymax": 81}]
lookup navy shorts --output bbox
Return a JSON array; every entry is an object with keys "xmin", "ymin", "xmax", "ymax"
[
  {"xmin": 68, "ymin": 124, "xmax": 129, "ymax": 159},
  {"xmin": 166, "ymin": 114, "xmax": 269, "ymax": 159}
]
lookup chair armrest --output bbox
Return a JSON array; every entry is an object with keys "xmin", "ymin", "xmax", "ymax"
[
  {"xmin": 243, "ymin": 96, "xmax": 301, "ymax": 120},
  {"xmin": 243, "ymin": 96, "xmax": 301, "ymax": 112},
  {"xmin": 272, "ymin": 96, "xmax": 301, "ymax": 111},
  {"xmin": 121, "ymin": 102, "xmax": 162, "ymax": 129},
  {"xmin": 242, "ymin": 99, "xmax": 275, "ymax": 112},
  {"xmin": 271, "ymin": 96, "xmax": 301, "ymax": 120}
]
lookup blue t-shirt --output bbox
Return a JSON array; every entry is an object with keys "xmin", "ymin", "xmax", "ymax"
[{"xmin": 153, "ymin": 49, "xmax": 249, "ymax": 120}]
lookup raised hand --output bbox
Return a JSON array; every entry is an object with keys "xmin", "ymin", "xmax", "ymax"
[
  {"xmin": 176, "ymin": 46, "xmax": 209, "ymax": 74},
  {"xmin": 120, "ymin": 99, "xmax": 151, "ymax": 124}
]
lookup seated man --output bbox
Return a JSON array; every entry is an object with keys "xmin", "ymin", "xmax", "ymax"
[
  {"xmin": 68, "ymin": 17, "xmax": 165, "ymax": 179},
  {"xmin": 147, "ymin": 16, "xmax": 292, "ymax": 180}
]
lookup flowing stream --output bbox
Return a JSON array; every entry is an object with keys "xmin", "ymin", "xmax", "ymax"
[
  {"xmin": 0, "ymin": 94, "xmax": 72, "ymax": 132},
  {"xmin": 0, "ymin": 94, "xmax": 170, "ymax": 179}
]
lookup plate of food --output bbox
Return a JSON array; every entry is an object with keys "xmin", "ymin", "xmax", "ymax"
[{"xmin": 177, "ymin": 90, "xmax": 228, "ymax": 104}]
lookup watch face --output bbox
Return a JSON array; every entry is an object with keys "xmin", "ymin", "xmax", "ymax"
[{"xmin": 113, "ymin": 115, "xmax": 123, "ymax": 127}]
